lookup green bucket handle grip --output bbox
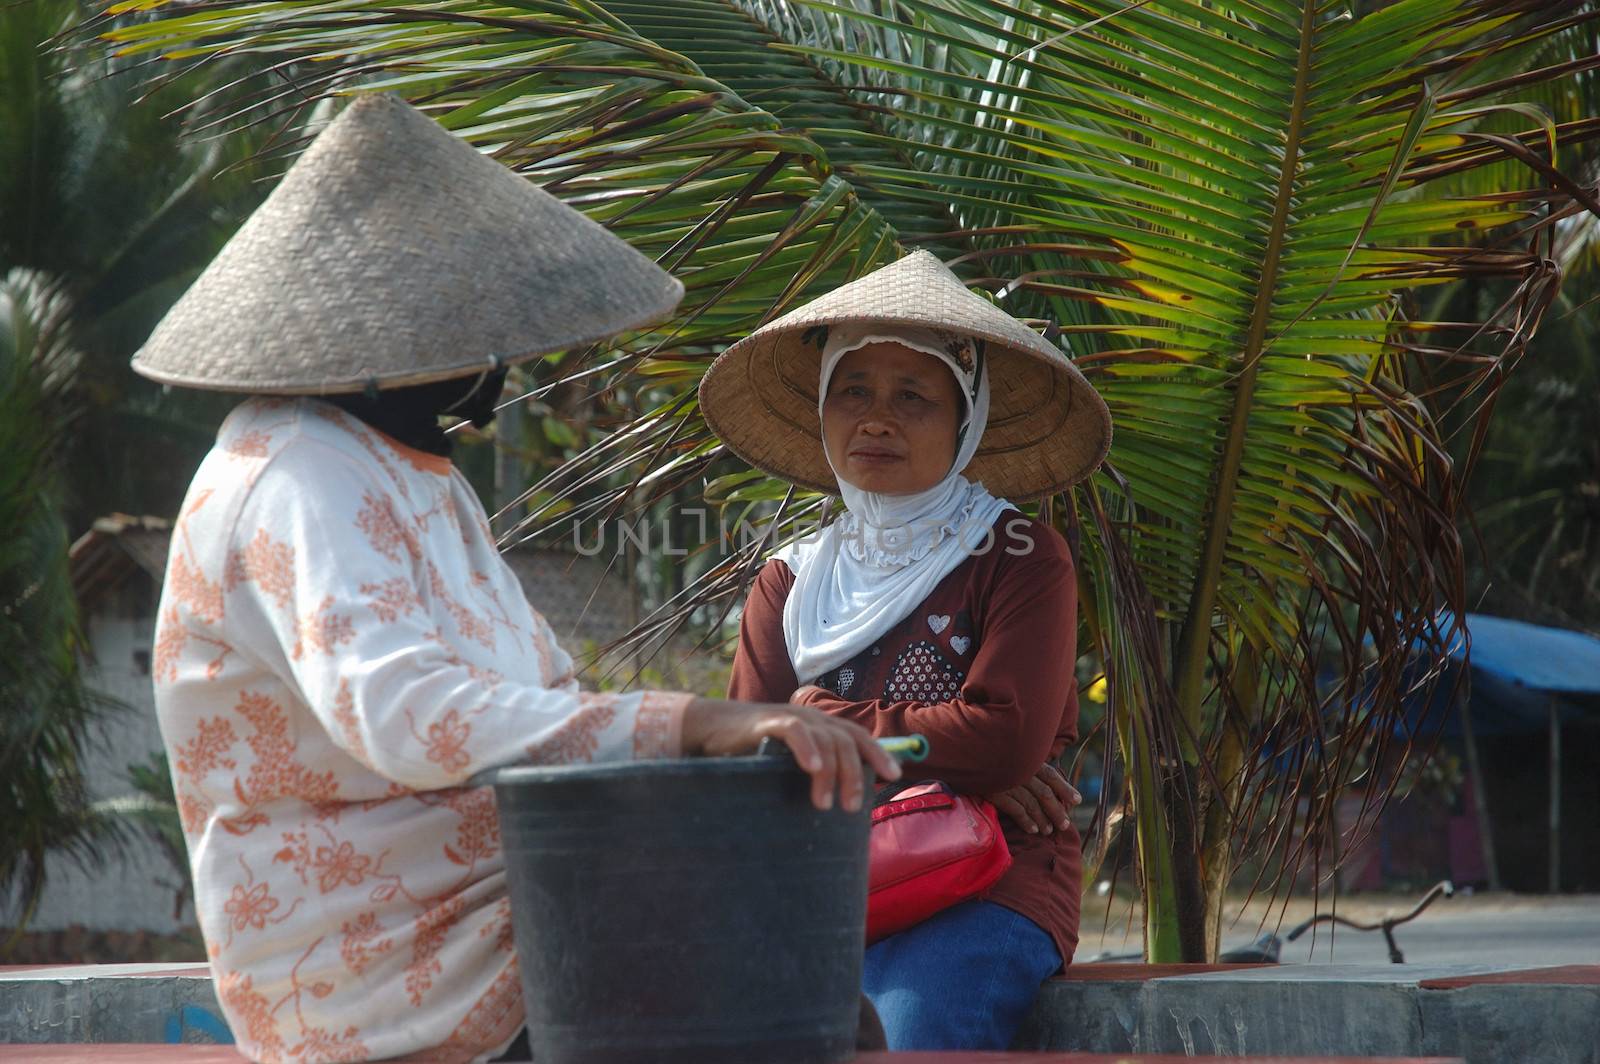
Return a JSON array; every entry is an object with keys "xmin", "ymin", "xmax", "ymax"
[{"xmin": 876, "ymin": 734, "xmax": 929, "ymax": 762}]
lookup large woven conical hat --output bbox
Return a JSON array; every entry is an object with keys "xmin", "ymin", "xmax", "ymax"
[
  {"xmin": 699, "ymin": 250, "xmax": 1111, "ymax": 501},
  {"xmin": 132, "ymin": 94, "xmax": 682, "ymax": 394}
]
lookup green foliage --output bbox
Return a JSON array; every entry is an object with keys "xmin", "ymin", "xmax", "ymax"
[
  {"xmin": 101, "ymin": 0, "xmax": 1600, "ymax": 960},
  {"xmin": 1446, "ymin": 279, "xmax": 1600, "ymax": 631},
  {"xmin": 0, "ymin": 0, "xmax": 285, "ymax": 934},
  {"xmin": 0, "ymin": 268, "xmax": 119, "ymax": 931},
  {"xmin": 3, "ymin": 0, "xmax": 286, "ymax": 532}
]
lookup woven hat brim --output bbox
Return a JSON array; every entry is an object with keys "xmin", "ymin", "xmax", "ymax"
[
  {"xmin": 131, "ymin": 94, "xmax": 683, "ymax": 395},
  {"xmin": 130, "ymin": 292, "xmax": 681, "ymax": 395},
  {"xmin": 699, "ymin": 253, "xmax": 1112, "ymax": 502}
]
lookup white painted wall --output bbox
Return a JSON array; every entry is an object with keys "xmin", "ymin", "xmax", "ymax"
[{"xmin": 21, "ymin": 603, "xmax": 197, "ymax": 935}]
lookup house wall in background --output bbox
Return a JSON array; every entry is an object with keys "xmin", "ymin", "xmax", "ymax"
[{"xmin": 25, "ymin": 554, "xmax": 193, "ymax": 935}]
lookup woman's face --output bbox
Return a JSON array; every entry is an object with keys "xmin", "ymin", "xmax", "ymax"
[{"xmin": 821, "ymin": 341, "xmax": 963, "ymax": 495}]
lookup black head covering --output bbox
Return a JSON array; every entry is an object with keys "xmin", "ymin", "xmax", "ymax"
[{"xmin": 328, "ymin": 367, "xmax": 510, "ymax": 456}]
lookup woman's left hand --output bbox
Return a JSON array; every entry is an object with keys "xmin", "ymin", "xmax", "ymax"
[{"xmin": 986, "ymin": 764, "xmax": 1081, "ymax": 835}]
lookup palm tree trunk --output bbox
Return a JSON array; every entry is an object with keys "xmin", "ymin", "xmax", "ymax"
[
  {"xmin": 1162, "ymin": 1, "xmax": 1318, "ymax": 963},
  {"xmin": 1201, "ymin": 639, "xmax": 1261, "ymax": 959},
  {"xmin": 1121, "ymin": 695, "xmax": 1183, "ymax": 961},
  {"xmin": 1122, "ymin": 683, "xmax": 1207, "ymax": 962},
  {"xmin": 1166, "ymin": 768, "xmax": 1210, "ymax": 962}
]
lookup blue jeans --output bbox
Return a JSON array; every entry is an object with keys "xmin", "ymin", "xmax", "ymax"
[{"xmin": 862, "ymin": 900, "xmax": 1061, "ymax": 1051}]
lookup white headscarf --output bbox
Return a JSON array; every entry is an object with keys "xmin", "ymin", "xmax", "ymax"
[{"xmin": 776, "ymin": 323, "xmax": 1015, "ymax": 683}]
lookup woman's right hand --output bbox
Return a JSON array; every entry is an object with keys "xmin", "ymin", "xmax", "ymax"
[
  {"xmin": 987, "ymin": 763, "xmax": 1081, "ymax": 835},
  {"xmin": 681, "ymin": 698, "xmax": 901, "ymax": 813}
]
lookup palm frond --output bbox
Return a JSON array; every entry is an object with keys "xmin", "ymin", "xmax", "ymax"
[
  {"xmin": 102, "ymin": 0, "xmax": 1600, "ymax": 959},
  {"xmin": 0, "ymin": 268, "xmax": 122, "ymax": 934}
]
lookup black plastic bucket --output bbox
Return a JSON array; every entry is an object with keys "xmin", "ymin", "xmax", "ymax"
[{"xmin": 489, "ymin": 753, "xmax": 870, "ymax": 1064}]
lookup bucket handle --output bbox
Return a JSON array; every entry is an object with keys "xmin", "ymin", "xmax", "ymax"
[{"xmin": 756, "ymin": 733, "xmax": 929, "ymax": 763}]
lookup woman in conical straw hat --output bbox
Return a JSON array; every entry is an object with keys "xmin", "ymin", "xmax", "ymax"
[
  {"xmin": 139, "ymin": 94, "xmax": 897, "ymax": 1064},
  {"xmin": 708, "ymin": 249, "xmax": 1112, "ymax": 1052}
]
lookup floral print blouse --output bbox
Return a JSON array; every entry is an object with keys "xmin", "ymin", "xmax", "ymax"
[{"xmin": 154, "ymin": 398, "xmax": 689, "ymax": 1063}]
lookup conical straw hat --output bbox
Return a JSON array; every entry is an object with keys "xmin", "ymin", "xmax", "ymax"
[
  {"xmin": 699, "ymin": 251, "xmax": 1111, "ymax": 501},
  {"xmin": 132, "ymin": 94, "xmax": 682, "ymax": 394}
]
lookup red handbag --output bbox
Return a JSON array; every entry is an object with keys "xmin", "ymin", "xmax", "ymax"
[{"xmin": 865, "ymin": 780, "xmax": 1012, "ymax": 943}]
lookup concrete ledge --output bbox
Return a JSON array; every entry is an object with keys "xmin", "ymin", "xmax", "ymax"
[
  {"xmin": 1418, "ymin": 981, "xmax": 1600, "ymax": 1064},
  {"xmin": 1016, "ymin": 964, "xmax": 1600, "ymax": 1064},
  {"xmin": 0, "ymin": 964, "xmax": 226, "ymax": 1045},
  {"xmin": 2, "ymin": 961, "xmax": 1592, "ymax": 1062}
]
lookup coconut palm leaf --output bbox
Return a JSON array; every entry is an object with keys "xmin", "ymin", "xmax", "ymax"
[
  {"xmin": 0, "ymin": 0, "xmax": 318, "ymax": 934},
  {"xmin": 102, "ymin": 0, "xmax": 1599, "ymax": 960},
  {"xmin": 0, "ymin": 268, "xmax": 121, "ymax": 935},
  {"xmin": 4, "ymin": 0, "xmax": 305, "ymax": 533}
]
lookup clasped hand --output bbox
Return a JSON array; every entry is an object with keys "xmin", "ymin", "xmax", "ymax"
[{"xmin": 985, "ymin": 763, "xmax": 1082, "ymax": 835}]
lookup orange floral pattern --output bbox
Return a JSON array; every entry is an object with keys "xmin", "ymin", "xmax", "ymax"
[
  {"xmin": 174, "ymin": 716, "xmax": 237, "ymax": 780},
  {"xmin": 291, "ymin": 595, "xmax": 357, "ymax": 660},
  {"xmin": 184, "ymin": 487, "xmax": 215, "ymax": 518},
  {"xmin": 431, "ymin": 964, "xmax": 525, "ymax": 1061},
  {"xmin": 528, "ymin": 614, "xmax": 574, "ymax": 689},
  {"xmin": 360, "ymin": 576, "xmax": 420, "ymax": 623},
  {"xmin": 226, "ymin": 528, "xmax": 296, "ymax": 609},
  {"xmin": 168, "ymin": 551, "xmax": 223, "ymax": 625},
  {"xmin": 526, "ymin": 699, "xmax": 616, "ymax": 765},
  {"xmin": 290, "ymin": 1026, "xmax": 368, "ymax": 1064},
  {"xmin": 192, "ymin": 631, "xmax": 234, "ymax": 681},
  {"xmin": 356, "ymin": 491, "xmax": 419, "ymax": 564},
  {"xmin": 405, "ymin": 893, "xmax": 468, "ymax": 1006},
  {"xmin": 153, "ymin": 606, "xmax": 188, "ymax": 684},
  {"xmin": 426, "ymin": 560, "xmax": 497, "ymax": 650},
  {"xmin": 416, "ymin": 787, "xmax": 502, "ymax": 871},
  {"xmin": 224, "ymin": 880, "xmax": 281, "ymax": 932},
  {"xmin": 426, "ymin": 709, "xmax": 473, "ymax": 774},
  {"xmin": 176, "ymin": 786, "xmax": 211, "ymax": 836},
  {"xmin": 215, "ymin": 968, "xmax": 287, "ymax": 1059},
  {"xmin": 219, "ymin": 856, "xmax": 300, "ymax": 948},
  {"xmin": 633, "ymin": 692, "xmax": 684, "ymax": 760},
  {"xmin": 339, "ymin": 911, "xmax": 392, "ymax": 975},
  {"xmin": 226, "ymin": 430, "xmax": 273, "ymax": 458},
  {"xmin": 274, "ymin": 826, "xmax": 386, "ymax": 898},
  {"xmin": 153, "ymin": 398, "xmax": 687, "ymax": 1062},
  {"xmin": 328, "ymin": 679, "xmax": 369, "ymax": 767},
  {"xmin": 316, "ymin": 840, "xmax": 373, "ymax": 893},
  {"xmin": 479, "ymin": 898, "xmax": 515, "ymax": 955},
  {"xmin": 234, "ymin": 691, "xmax": 340, "ymax": 808}
]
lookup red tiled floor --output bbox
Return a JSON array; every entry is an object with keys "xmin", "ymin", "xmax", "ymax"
[
  {"xmin": 0, "ymin": 1049, "xmax": 246, "ymax": 1063},
  {"xmin": 0, "ymin": 964, "xmax": 69, "ymax": 974},
  {"xmin": 1053, "ymin": 962, "xmax": 1273, "ymax": 981},
  {"xmin": 0, "ymin": 1053, "xmax": 1462, "ymax": 1064},
  {"xmin": 127, "ymin": 966, "xmax": 211, "ymax": 978},
  {"xmin": 859, "ymin": 1056, "xmax": 1460, "ymax": 1063},
  {"xmin": 0, "ymin": 963, "xmax": 210, "ymax": 978},
  {"xmin": 1418, "ymin": 963, "xmax": 1600, "ymax": 989}
]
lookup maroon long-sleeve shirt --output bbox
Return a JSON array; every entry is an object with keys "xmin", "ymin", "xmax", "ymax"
[{"xmin": 727, "ymin": 513, "xmax": 1082, "ymax": 966}]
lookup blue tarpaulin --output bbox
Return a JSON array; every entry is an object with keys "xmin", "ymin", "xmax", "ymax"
[
  {"xmin": 1339, "ymin": 614, "xmax": 1600, "ymax": 892},
  {"xmin": 1446, "ymin": 613, "xmax": 1600, "ymax": 696},
  {"xmin": 1409, "ymin": 613, "xmax": 1600, "ymax": 736}
]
